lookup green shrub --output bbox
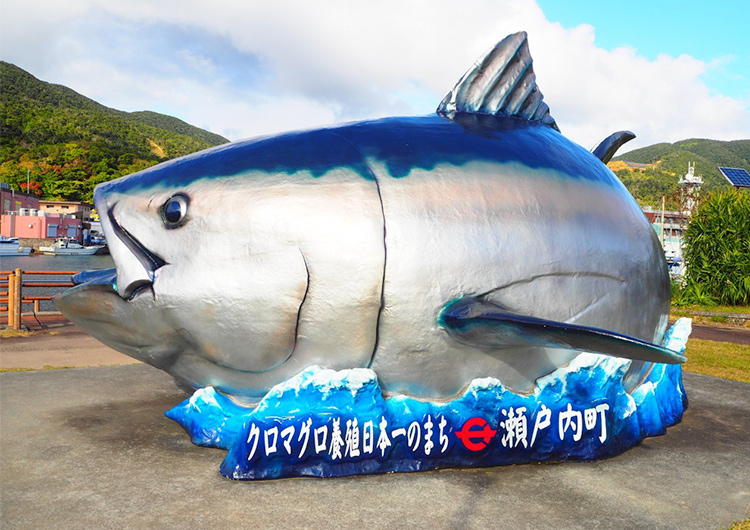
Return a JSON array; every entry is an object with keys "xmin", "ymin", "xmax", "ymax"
[
  {"xmin": 682, "ymin": 190, "xmax": 750, "ymax": 305},
  {"xmin": 670, "ymin": 279, "xmax": 718, "ymax": 307}
]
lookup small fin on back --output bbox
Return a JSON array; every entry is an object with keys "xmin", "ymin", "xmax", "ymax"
[
  {"xmin": 592, "ymin": 131, "xmax": 636, "ymax": 164},
  {"xmin": 440, "ymin": 297, "xmax": 686, "ymax": 364},
  {"xmin": 437, "ymin": 32, "xmax": 559, "ymax": 131}
]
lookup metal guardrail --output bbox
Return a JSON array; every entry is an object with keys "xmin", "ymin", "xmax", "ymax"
[{"xmin": 1, "ymin": 269, "xmax": 78, "ymax": 330}]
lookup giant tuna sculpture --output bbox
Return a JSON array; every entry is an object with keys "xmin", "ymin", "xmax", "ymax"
[{"xmin": 55, "ymin": 32, "xmax": 684, "ymax": 408}]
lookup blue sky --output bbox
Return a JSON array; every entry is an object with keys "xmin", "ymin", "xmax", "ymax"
[
  {"xmin": 537, "ymin": 0, "xmax": 750, "ymax": 99},
  {"xmin": 1, "ymin": 0, "xmax": 748, "ymax": 152}
]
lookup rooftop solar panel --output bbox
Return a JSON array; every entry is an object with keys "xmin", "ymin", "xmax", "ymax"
[{"xmin": 719, "ymin": 167, "xmax": 750, "ymax": 187}]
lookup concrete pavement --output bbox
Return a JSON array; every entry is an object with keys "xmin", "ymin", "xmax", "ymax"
[
  {"xmin": 689, "ymin": 323, "xmax": 750, "ymax": 346},
  {"xmin": 1, "ymin": 364, "xmax": 748, "ymax": 529},
  {"xmin": 0, "ymin": 326, "xmax": 139, "ymax": 370}
]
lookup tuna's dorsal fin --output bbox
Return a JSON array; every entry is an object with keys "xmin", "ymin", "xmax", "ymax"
[
  {"xmin": 437, "ymin": 32, "xmax": 559, "ymax": 131},
  {"xmin": 592, "ymin": 131, "xmax": 636, "ymax": 164},
  {"xmin": 440, "ymin": 297, "xmax": 686, "ymax": 364}
]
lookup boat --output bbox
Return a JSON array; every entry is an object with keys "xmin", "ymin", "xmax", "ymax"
[
  {"xmin": 39, "ymin": 238, "xmax": 104, "ymax": 256},
  {"xmin": 667, "ymin": 257, "xmax": 685, "ymax": 280},
  {"xmin": 0, "ymin": 236, "xmax": 33, "ymax": 256}
]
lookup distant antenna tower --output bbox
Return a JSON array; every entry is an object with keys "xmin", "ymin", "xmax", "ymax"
[{"xmin": 678, "ymin": 162, "xmax": 703, "ymax": 214}]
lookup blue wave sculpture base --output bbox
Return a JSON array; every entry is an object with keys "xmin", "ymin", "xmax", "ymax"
[{"xmin": 166, "ymin": 319, "xmax": 691, "ymax": 480}]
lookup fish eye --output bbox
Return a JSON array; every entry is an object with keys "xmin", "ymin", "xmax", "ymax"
[{"xmin": 161, "ymin": 194, "xmax": 189, "ymax": 228}]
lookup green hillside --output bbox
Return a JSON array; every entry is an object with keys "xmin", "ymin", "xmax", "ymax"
[
  {"xmin": 2, "ymin": 62, "xmax": 747, "ymax": 209},
  {"xmin": 610, "ymin": 139, "xmax": 750, "ymax": 209},
  {"xmin": 0, "ymin": 62, "xmax": 229, "ymax": 203}
]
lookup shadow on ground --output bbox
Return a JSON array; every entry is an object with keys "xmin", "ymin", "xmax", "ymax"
[{"xmin": 1, "ymin": 366, "xmax": 748, "ymax": 529}]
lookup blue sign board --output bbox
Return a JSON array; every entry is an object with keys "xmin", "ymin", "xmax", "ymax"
[{"xmin": 166, "ymin": 319, "xmax": 690, "ymax": 480}]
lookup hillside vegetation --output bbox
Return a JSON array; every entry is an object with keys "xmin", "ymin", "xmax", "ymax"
[
  {"xmin": 610, "ymin": 139, "xmax": 750, "ymax": 209},
  {"xmin": 681, "ymin": 190, "xmax": 750, "ymax": 306},
  {"xmin": 0, "ymin": 62, "xmax": 228, "ymax": 203},
  {"xmin": 1, "ymin": 61, "xmax": 748, "ymax": 208}
]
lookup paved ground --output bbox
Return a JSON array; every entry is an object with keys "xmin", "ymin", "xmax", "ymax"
[
  {"xmin": 689, "ymin": 324, "xmax": 750, "ymax": 346},
  {"xmin": 0, "ymin": 326, "xmax": 139, "ymax": 369},
  {"xmin": 1, "ymin": 363, "xmax": 749, "ymax": 529}
]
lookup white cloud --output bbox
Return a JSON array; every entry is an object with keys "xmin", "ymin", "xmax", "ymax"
[
  {"xmin": 177, "ymin": 50, "xmax": 218, "ymax": 76},
  {"xmin": 1, "ymin": 0, "xmax": 748, "ymax": 150}
]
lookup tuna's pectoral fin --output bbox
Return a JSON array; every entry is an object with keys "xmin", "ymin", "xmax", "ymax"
[{"xmin": 440, "ymin": 297, "xmax": 685, "ymax": 364}]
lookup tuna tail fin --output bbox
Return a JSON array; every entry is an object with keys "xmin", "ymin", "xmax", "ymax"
[
  {"xmin": 437, "ymin": 32, "xmax": 559, "ymax": 131},
  {"xmin": 592, "ymin": 131, "xmax": 636, "ymax": 164},
  {"xmin": 440, "ymin": 297, "xmax": 686, "ymax": 364}
]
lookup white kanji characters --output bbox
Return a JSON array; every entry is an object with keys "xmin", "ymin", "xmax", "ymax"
[
  {"xmin": 264, "ymin": 426, "xmax": 279, "ymax": 456},
  {"xmin": 584, "ymin": 407, "xmax": 597, "ymax": 431},
  {"xmin": 499, "ymin": 407, "xmax": 528, "ymax": 448},
  {"xmin": 582, "ymin": 404, "xmax": 610, "ymax": 443},
  {"xmin": 363, "ymin": 420, "xmax": 374, "ymax": 455},
  {"xmin": 246, "ymin": 423, "xmax": 261, "ymax": 461},
  {"xmin": 583, "ymin": 403, "xmax": 609, "ymax": 443},
  {"xmin": 281, "ymin": 425, "xmax": 295, "ymax": 455},
  {"xmin": 345, "ymin": 418, "xmax": 361, "ymax": 458},
  {"xmin": 423, "ymin": 415, "xmax": 435, "ymax": 456},
  {"xmin": 297, "ymin": 418, "xmax": 312, "ymax": 458},
  {"xmin": 376, "ymin": 417, "xmax": 392, "ymax": 457},
  {"xmin": 329, "ymin": 418, "xmax": 345, "ymax": 461},
  {"xmin": 530, "ymin": 404, "xmax": 552, "ymax": 447},
  {"xmin": 559, "ymin": 403, "xmax": 583, "ymax": 441},
  {"xmin": 594, "ymin": 403, "xmax": 610, "ymax": 443},
  {"xmin": 244, "ymin": 401, "xmax": 610, "ymax": 467}
]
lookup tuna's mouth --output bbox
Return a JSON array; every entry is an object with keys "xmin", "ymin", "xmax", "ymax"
[
  {"xmin": 70, "ymin": 267, "xmax": 155, "ymax": 300},
  {"xmin": 102, "ymin": 205, "xmax": 167, "ymax": 299},
  {"xmin": 72, "ymin": 268, "xmax": 118, "ymax": 289}
]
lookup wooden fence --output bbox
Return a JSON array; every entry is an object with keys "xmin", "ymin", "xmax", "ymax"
[{"xmin": 1, "ymin": 270, "xmax": 78, "ymax": 330}]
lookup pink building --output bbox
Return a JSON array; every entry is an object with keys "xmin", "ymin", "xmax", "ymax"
[
  {"xmin": 1, "ymin": 184, "xmax": 39, "ymax": 214},
  {"xmin": 1, "ymin": 211, "xmax": 83, "ymax": 240},
  {"xmin": 0, "ymin": 183, "xmax": 85, "ymax": 242}
]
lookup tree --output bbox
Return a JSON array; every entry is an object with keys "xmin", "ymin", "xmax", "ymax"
[
  {"xmin": 682, "ymin": 190, "xmax": 750, "ymax": 305},
  {"xmin": 1, "ymin": 61, "xmax": 228, "ymax": 202},
  {"xmin": 20, "ymin": 180, "xmax": 42, "ymax": 195}
]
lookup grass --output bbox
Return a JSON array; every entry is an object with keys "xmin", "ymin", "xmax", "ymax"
[
  {"xmin": 727, "ymin": 519, "xmax": 750, "ymax": 530},
  {"xmin": 675, "ymin": 303, "xmax": 750, "ymax": 314},
  {"xmin": 673, "ymin": 313, "xmax": 750, "ymax": 329},
  {"xmin": 0, "ymin": 365, "xmax": 75, "ymax": 373},
  {"xmin": 0, "ymin": 329, "xmax": 35, "ymax": 338},
  {"xmin": 671, "ymin": 304, "xmax": 750, "ymax": 329},
  {"xmin": 683, "ymin": 339, "xmax": 750, "ymax": 383},
  {"xmin": 1, "ymin": 329, "xmax": 60, "ymax": 338}
]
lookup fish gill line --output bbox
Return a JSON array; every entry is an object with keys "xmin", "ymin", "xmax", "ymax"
[
  {"xmin": 331, "ymin": 132, "xmax": 387, "ymax": 367},
  {"xmin": 291, "ymin": 249, "xmax": 311, "ymax": 359}
]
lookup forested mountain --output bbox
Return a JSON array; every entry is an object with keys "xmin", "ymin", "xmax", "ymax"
[
  {"xmin": 2, "ymin": 60, "xmax": 748, "ymax": 208},
  {"xmin": 0, "ymin": 62, "xmax": 228, "ymax": 203},
  {"xmin": 609, "ymin": 139, "xmax": 750, "ymax": 209}
]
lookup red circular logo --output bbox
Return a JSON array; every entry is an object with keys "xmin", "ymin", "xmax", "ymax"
[{"xmin": 455, "ymin": 417, "xmax": 497, "ymax": 451}]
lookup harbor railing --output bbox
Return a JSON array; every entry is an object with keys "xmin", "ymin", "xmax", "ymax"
[{"xmin": 1, "ymin": 269, "xmax": 78, "ymax": 330}]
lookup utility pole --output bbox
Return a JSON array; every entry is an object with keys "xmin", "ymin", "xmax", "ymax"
[{"xmin": 660, "ymin": 196, "xmax": 666, "ymax": 247}]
